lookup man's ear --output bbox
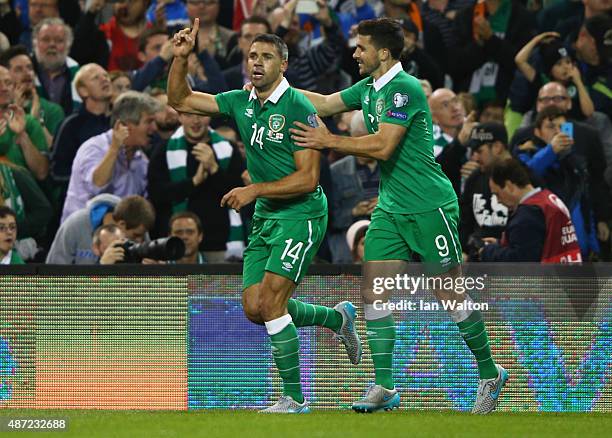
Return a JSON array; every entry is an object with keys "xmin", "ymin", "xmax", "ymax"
[
  {"xmin": 137, "ymin": 51, "xmax": 147, "ymax": 64},
  {"xmin": 77, "ymin": 85, "xmax": 88, "ymax": 100}
]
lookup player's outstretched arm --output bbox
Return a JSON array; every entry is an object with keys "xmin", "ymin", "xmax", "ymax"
[
  {"xmin": 298, "ymin": 90, "xmax": 349, "ymax": 117},
  {"xmin": 167, "ymin": 18, "xmax": 221, "ymax": 116},
  {"xmin": 291, "ymin": 115, "xmax": 406, "ymax": 161},
  {"xmin": 220, "ymin": 149, "xmax": 320, "ymax": 211}
]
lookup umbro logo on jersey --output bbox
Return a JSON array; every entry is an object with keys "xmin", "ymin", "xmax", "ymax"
[
  {"xmin": 245, "ymin": 108, "xmax": 253, "ymax": 118},
  {"xmin": 282, "ymin": 261, "xmax": 293, "ymax": 271}
]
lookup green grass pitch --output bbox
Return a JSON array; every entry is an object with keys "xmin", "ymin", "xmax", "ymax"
[{"xmin": 1, "ymin": 410, "xmax": 610, "ymax": 438}]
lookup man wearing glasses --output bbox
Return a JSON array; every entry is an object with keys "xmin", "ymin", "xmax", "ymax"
[{"xmin": 0, "ymin": 207, "xmax": 24, "ymax": 265}]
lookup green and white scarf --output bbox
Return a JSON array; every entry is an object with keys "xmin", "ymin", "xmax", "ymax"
[
  {"xmin": 432, "ymin": 124, "xmax": 454, "ymax": 158},
  {"xmin": 166, "ymin": 127, "xmax": 245, "ymax": 260},
  {"xmin": 0, "ymin": 164, "xmax": 25, "ymax": 223}
]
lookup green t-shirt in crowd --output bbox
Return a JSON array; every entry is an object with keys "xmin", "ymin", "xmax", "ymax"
[{"xmin": 0, "ymin": 114, "xmax": 49, "ymax": 170}]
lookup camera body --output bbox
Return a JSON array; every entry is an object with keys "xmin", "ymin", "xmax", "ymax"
[
  {"xmin": 116, "ymin": 237, "xmax": 185, "ymax": 263},
  {"xmin": 466, "ymin": 234, "xmax": 485, "ymax": 262}
]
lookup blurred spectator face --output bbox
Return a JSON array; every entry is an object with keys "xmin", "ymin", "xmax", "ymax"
[
  {"xmin": 93, "ymin": 227, "xmax": 125, "ymax": 257},
  {"xmin": 125, "ymin": 112, "xmax": 159, "ymax": 148},
  {"xmin": 34, "ymin": 23, "xmax": 70, "ymax": 71},
  {"xmin": 489, "ymin": 179, "xmax": 518, "ymax": 210},
  {"xmin": 186, "ymin": 0, "xmax": 220, "ymax": 25},
  {"xmin": 139, "ymin": 33, "xmax": 169, "ymax": 64},
  {"xmin": 111, "ymin": 75, "xmax": 132, "ymax": 104},
  {"xmin": 239, "ymin": 23, "xmax": 270, "ymax": 57},
  {"xmin": 28, "ymin": 0, "xmax": 59, "ymax": 28},
  {"xmin": 536, "ymin": 83, "xmax": 571, "ymax": 113},
  {"xmin": 384, "ymin": 0, "xmax": 412, "ymax": 18},
  {"xmin": 429, "ymin": 89, "xmax": 465, "ymax": 130},
  {"xmin": 6, "ymin": 54, "xmax": 36, "ymax": 93},
  {"xmin": 0, "ymin": 67, "xmax": 15, "ymax": 107},
  {"xmin": 550, "ymin": 57, "xmax": 573, "ymax": 82},
  {"xmin": 535, "ymin": 115, "xmax": 566, "ymax": 144},
  {"xmin": 583, "ymin": 0, "xmax": 612, "ymax": 15},
  {"xmin": 575, "ymin": 26, "xmax": 599, "ymax": 65},
  {"xmin": 479, "ymin": 104, "xmax": 504, "ymax": 124},
  {"xmin": 153, "ymin": 93, "xmax": 180, "ymax": 134},
  {"xmin": 114, "ymin": 0, "xmax": 148, "ymax": 27},
  {"xmin": 76, "ymin": 64, "xmax": 113, "ymax": 102},
  {"xmin": 419, "ymin": 79, "xmax": 432, "ymax": 98},
  {"xmin": 170, "ymin": 217, "xmax": 203, "ymax": 259},
  {"xmin": 355, "ymin": 235, "xmax": 365, "ymax": 262},
  {"xmin": 402, "ymin": 30, "xmax": 418, "ymax": 54},
  {"xmin": 179, "ymin": 112, "xmax": 211, "ymax": 143},
  {"xmin": 472, "ymin": 144, "xmax": 492, "ymax": 171},
  {"xmin": 0, "ymin": 214, "xmax": 17, "ymax": 257}
]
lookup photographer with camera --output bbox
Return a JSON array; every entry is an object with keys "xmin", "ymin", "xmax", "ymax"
[
  {"xmin": 94, "ymin": 222, "xmax": 185, "ymax": 264},
  {"xmin": 47, "ymin": 194, "xmax": 155, "ymax": 264},
  {"xmin": 480, "ymin": 158, "xmax": 582, "ymax": 263},
  {"xmin": 459, "ymin": 122, "xmax": 511, "ymax": 261},
  {"xmin": 92, "ymin": 223, "xmax": 126, "ymax": 264}
]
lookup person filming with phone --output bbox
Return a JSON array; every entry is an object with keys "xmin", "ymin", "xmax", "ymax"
[{"xmin": 513, "ymin": 105, "xmax": 611, "ymax": 259}]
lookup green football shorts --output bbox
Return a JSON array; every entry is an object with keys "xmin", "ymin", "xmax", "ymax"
[
  {"xmin": 242, "ymin": 215, "xmax": 327, "ymax": 289},
  {"xmin": 364, "ymin": 201, "xmax": 462, "ymax": 274}
]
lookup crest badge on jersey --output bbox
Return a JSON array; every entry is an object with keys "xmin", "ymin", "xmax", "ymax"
[
  {"xmin": 375, "ymin": 98, "xmax": 385, "ymax": 116},
  {"xmin": 269, "ymin": 114, "xmax": 285, "ymax": 132},
  {"xmin": 393, "ymin": 93, "xmax": 410, "ymax": 108}
]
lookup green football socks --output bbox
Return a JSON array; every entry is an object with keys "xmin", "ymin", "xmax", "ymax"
[
  {"xmin": 457, "ymin": 310, "xmax": 498, "ymax": 379},
  {"xmin": 365, "ymin": 315, "xmax": 396, "ymax": 390},
  {"xmin": 267, "ymin": 317, "xmax": 304, "ymax": 403},
  {"xmin": 287, "ymin": 299, "xmax": 342, "ymax": 332}
]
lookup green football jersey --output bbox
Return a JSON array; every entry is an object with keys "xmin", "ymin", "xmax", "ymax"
[
  {"xmin": 340, "ymin": 63, "xmax": 456, "ymax": 214},
  {"xmin": 215, "ymin": 78, "xmax": 327, "ymax": 219}
]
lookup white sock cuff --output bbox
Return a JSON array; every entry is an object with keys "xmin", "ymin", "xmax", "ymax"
[
  {"xmin": 448, "ymin": 294, "xmax": 474, "ymax": 323},
  {"xmin": 265, "ymin": 314, "xmax": 293, "ymax": 335},
  {"xmin": 364, "ymin": 303, "xmax": 392, "ymax": 320}
]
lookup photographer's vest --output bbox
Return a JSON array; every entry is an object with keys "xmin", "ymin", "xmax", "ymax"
[{"xmin": 501, "ymin": 189, "xmax": 582, "ymax": 263}]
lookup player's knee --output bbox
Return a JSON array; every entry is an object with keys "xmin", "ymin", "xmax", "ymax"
[{"xmin": 242, "ymin": 288, "xmax": 264, "ymax": 324}]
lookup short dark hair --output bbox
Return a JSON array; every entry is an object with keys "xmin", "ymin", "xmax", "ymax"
[
  {"xmin": 535, "ymin": 105, "xmax": 567, "ymax": 129},
  {"xmin": 169, "ymin": 211, "xmax": 203, "ymax": 235},
  {"xmin": 112, "ymin": 196, "xmax": 155, "ymax": 231},
  {"xmin": 0, "ymin": 206, "xmax": 17, "ymax": 222},
  {"xmin": 240, "ymin": 15, "xmax": 272, "ymax": 35},
  {"xmin": 139, "ymin": 27, "xmax": 169, "ymax": 53},
  {"xmin": 357, "ymin": 18, "xmax": 405, "ymax": 60},
  {"xmin": 0, "ymin": 45, "xmax": 30, "ymax": 68},
  {"xmin": 251, "ymin": 33, "xmax": 288, "ymax": 61},
  {"xmin": 109, "ymin": 70, "xmax": 130, "ymax": 83},
  {"xmin": 490, "ymin": 158, "xmax": 531, "ymax": 188}
]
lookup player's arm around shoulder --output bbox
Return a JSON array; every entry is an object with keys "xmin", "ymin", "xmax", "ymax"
[
  {"xmin": 299, "ymin": 89, "xmax": 349, "ymax": 117},
  {"xmin": 167, "ymin": 18, "xmax": 221, "ymax": 116}
]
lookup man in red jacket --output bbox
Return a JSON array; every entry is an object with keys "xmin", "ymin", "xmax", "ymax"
[{"xmin": 481, "ymin": 158, "xmax": 582, "ymax": 263}]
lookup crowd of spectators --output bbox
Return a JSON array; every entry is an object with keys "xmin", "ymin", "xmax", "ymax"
[{"xmin": 0, "ymin": 0, "xmax": 610, "ymax": 265}]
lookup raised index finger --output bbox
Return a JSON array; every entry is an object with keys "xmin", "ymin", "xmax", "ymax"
[{"xmin": 191, "ymin": 18, "xmax": 200, "ymax": 38}]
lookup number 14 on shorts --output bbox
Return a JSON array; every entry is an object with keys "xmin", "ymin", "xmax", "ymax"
[{"xmin": 281, "ymin": 239, "xmax": 304, "ymax": 271}]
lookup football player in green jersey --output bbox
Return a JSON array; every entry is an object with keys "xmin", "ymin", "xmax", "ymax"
[
  {"xmin": 168, "ymin": 19, "xmax": 361, "ymax": 413},
  {"xmin": 290, "ymin": 18, "xmax": 508, "ymax": 414}
]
